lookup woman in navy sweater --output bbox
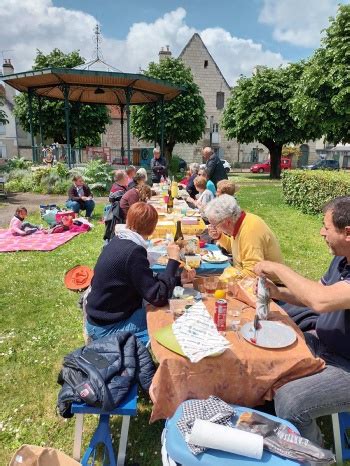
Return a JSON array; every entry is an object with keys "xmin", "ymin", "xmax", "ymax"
[{"xmin": 86, "ymin": 202, "xmax": 195, "ymax": 340}]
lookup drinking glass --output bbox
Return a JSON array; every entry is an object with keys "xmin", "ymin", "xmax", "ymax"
[{"xmin": 204, "ymin": 276, "xmax": 219, "ymax": 295}]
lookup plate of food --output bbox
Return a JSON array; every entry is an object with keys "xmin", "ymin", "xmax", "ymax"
[
  {"xmin": 240, "ymin": 320, "xmax": 297, "ymax": 348},
  {"xmin": 201, "ymin": 251, "xmax": 229, "ymax": 263}
]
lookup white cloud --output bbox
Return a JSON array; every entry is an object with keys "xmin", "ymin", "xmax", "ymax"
[
  {"xmin": 259, "ymin": 0, "xmax": 341, "ymax": 47},
  {"xmin": 0, "ymin": 1, "xmax": 286, "ymax": 85}
]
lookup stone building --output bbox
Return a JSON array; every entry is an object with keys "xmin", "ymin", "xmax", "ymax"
[{"xmin": 0, "ymin": 59, "xmax": 32, "ymax": 160}]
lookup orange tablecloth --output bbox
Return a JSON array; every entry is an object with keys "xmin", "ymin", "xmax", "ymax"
[{"xmin": 147, "ymin": 297, "xmax": 325, "ymax": 422}]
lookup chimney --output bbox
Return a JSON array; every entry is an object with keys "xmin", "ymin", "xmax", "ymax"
[
  {"xmin": 3, "ymin": 58, "xmax": 14, "ymax": 76},
  {"xmin": 2, "ymin": 59, "xmax": 15, "ymax": 104},
  {"xmin": 159, "ymin": 45, "xmax": 172, "ymax": 62}
]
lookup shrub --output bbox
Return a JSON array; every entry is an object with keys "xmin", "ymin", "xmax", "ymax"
[
  {"xmin": 168, "ymin": 155, "xmax": 185, "ymax": 181},
  {"xmin": 83, "ymin": 160, "xmax": 114, "ymax": 194},
  {"xmin": 282, "ymin": 170, "xmax": 350, "ymax": 215},
  {"xmin": 7, "ymin": 157, "xmax": 32, "ymax": 170},
  {"xmin": 233, "ymin": 162, "xmax": 241, "ymax": 169}
]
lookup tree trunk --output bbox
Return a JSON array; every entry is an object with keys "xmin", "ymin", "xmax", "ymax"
[
  {"xmin": 262, "ymin": 141, "xmax": 283, "ymax": 179},
  {"xmin": 164, "ymin": 141, "xmax": 175, "ymax": 162}
]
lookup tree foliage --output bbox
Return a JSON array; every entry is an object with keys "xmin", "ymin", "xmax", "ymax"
[
  {"xmin": 292, "ymin": 4, "xmax": 350, "ymax": 144},
  {"xmin": 222, "ymin": 63, "xmax": 317, "ymax": 178},
  {"xmin": 0, "ymin": 94, "xmax": 9, "ymax": 125},
  {"xmin": 131, "ymin": 58, "xmax": 206, "ymax": 159},
  {"xmin": 13, "ymin": 49, "xmax": 111, "ymax": 146}
]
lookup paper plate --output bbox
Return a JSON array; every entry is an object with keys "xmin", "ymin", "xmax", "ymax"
[
  {"xmin": 154, "ymin": 324, "xmax": 186, "ymax": 356},
  {"xmin": 202, "ymin": 254, "xmax": 229, "ymax": 263},
  {"xmin": 240, "ymin": 320, "xmax": 297, "ymax": 348}
]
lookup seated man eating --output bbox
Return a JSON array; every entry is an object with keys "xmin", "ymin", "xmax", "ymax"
[
  {"xmin": 254, "ymin": 196, "xmax": 350, "ymax": 445},
  {"xmin": 66, "ymin": 175, "xmax": 95, "ymax": 219},
  {"xmin": 205, "ymin": 194, "xmax": 283, "ymax": 280}
]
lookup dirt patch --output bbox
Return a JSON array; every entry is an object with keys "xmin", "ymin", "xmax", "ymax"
[{"xmin": 0, "ymin": 192, "xmax": 107, "ymax": 227}]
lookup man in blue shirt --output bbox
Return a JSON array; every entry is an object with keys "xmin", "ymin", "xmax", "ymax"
[{"xmin": 255, "ymin": 196, "xmax": 350, "ymax": 446}]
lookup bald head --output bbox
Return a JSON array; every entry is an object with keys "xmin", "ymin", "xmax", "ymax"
[{"xmin": 202, "ymin": 146, "xmax": 213, "ymax": 160}]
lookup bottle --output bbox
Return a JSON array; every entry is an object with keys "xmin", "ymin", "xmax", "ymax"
[
  {"xmin": 171, "ymin": 180, "xmax": 178, "ymax": 199},
  {"xmin": 167, "ymin": 189, "xmax": 174, "ymax": 213},
  {"xmin": 174, "ymin": 220, "xmax": 184, "ymax": 242},
  {"xmin": 160, "ymin": 175, "xmax": 165, "ymax": 184}
]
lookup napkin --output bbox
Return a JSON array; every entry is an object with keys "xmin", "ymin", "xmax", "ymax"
[
  {"xmin": 256, "ymin": 277, "xmax": 270, "ymax": 319},
  {"xmin": 172, "ymin": 301, "xmax": 231, "ymax": 363}
]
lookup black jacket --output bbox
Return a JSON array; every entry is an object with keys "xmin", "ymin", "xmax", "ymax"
[
  {"xmin": 150, "ymin": 156, "xmax": 167, "ymax": 182},
  {"xmin": 186, "ymin": 174, "xmax": 199, "ymax": 199},
  {"xmin": 206, "ymin": 154, "xmax": 228, "ymax": 187},
  {"xmin": 86, "ymin": 237, "xmax": 180, "ymax": 325},
  {"xmin": 57, "ymin": 333, "xmax": 155, "ymax": 418},
  {"xmin": 67, "ymin": 184, "xmax": 93, "ymax": 207}
]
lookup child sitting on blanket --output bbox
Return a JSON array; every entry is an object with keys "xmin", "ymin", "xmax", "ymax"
[{"xmin": 10, "ymin": 207, "xmax": 42, "ymax": 236}]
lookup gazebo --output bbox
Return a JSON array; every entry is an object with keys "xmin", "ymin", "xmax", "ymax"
[{"xmin": 3, "ymin": 67, "xmax": 184, "ymax": 167}]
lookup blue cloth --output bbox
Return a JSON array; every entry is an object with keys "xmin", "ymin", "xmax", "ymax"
[
  {"xmin": 206, "ymin": 179, "xmax": 216, "ymax": 196},
  {"xmin": 86, "ymin": 307, "xmax": 147, "ymax": 341},
  {"xmin": 165, "ymin": 403, "xmax": 300, "ymax": 465},
  {"xmin": 66, "ymin": 199, "xmax": 95, "ymax": 217},
  {"xmin": 316, "ymin": 256, "xmax": 350, "ymax": 359},
  {"xmin": 152, "ymin": 244, "xmax": 230, "ymax": 275}
]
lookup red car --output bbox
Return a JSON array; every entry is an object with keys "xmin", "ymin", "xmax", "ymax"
[{"xmin": 250, "ymin": 157, "xmax": 292, "ymax": 173}]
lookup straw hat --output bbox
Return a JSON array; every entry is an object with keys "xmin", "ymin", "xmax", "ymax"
[{"xmin": 64, "ymin": 265, "xmax": 94, "ymax": 291}]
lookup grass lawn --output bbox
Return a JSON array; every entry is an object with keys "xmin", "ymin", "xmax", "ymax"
[{"xmin": 0, "ymin": 182, "xmax": 338, "ymax": 465}]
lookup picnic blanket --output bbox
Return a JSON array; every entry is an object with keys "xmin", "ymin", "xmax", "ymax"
[{"xmin": 0, "ymin": 229, "xmax": 83, "ymax": 252}]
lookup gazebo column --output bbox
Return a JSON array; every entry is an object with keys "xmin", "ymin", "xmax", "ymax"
[
  {"xmin": 120, "ymin": 104, "xmax": 125, "ymax": 162},
  {"xmin": 76, "ymin": 102, "xmax": 81, "ymax": 164},
  {"xmin": 38, "ymin": 95, "xmax": 44, "ymax": 150},
  {"xmin": 154, "ymin": 101, "xmax": 158, "ymax": 148},
  {"xmin": 125, "ymin": 88, "xmax": 132, "ymax": 165},
  {"xmin": 28, "ymin": 89, "xmax": 36, "ymax": 163},
  {"xmin": 63, "ymin": 85, "xmax": 71, "ymax": 169},
  {"xmin": 160, "ymin": 96, "xmax": 165, "ymax": 158}
]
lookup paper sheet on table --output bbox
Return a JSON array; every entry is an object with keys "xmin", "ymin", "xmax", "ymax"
[{"xmin": 172, "ymin": 301, "xmax": 231, "ymax": 363}]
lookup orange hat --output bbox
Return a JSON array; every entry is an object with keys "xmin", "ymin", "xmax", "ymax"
[{"xmin": 64, "ymin": 265, "xmax": 94, "ymax": 291}]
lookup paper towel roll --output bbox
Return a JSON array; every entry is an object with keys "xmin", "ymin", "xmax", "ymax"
[{"xmin": 188, "ymin": 419, "xmax": 264, "ymax": 460}]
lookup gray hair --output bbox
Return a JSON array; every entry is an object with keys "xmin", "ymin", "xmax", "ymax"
[
  {"xmin": 189, "ymin": 162, "xmax": 200, "ymax": 175},
  {"xmin": 153, "ymin": 147, "xmax": 160, "ymax": 155},
  {"xmin": 136, "ymin": 167, "xmax": 148, "ymax": 178},
  {"xmin": 204, "ymin": 194, "xmax": 241, "ymax": 224},
  {"xmin": 114, "ymin": 169, "xmax": 127, "ymax": 182}
]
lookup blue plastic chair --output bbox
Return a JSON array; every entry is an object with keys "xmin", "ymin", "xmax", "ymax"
[
  {"xmin": 332, "ymin": 412, "xmax": 350, "ymax": 464},
  {"xmin": 163, "ymin": 403, "xmax": 302, "ymax": 465},
  {"xmin": 71, "ymin": 384, "xmax": 138, "ymax": 466}
]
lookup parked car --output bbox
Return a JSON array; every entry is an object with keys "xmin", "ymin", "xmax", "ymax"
[
  {"xmin": 250, "ymin": 157, "xmax": 292, "ymax": 173},
  {"xmin": 200, "ymin": 159, "xmax": 231, "ymax": 173},
  {"xmin": 303, "ymin": 159, "xmax": 339, "ymax": 170}
]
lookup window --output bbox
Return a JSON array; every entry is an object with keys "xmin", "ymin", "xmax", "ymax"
[
  {"xmin": 0, "ymin": 146, "xmax": 6, "ymax": 158},
  {"xmin": 204, "ymin": 60, "xmax": 208, "ymax": 68},
  {"xmin": 216, "ymin": 92, "xmax": 224, "ymax": 110},
  {"xmin": 0, "ymin": 123, "xmax": 5, "ymax": 135},
  {"xmin": 213, "ymin": 123, "xmax": 219, "ymax": 133}
]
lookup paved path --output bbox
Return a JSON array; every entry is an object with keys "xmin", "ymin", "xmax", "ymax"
[{"xmin": 0, "ymin": 192, "xmax": 107, "ymax": 227}]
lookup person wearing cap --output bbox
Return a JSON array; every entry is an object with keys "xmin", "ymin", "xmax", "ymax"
[
  {"xmin": 150, "ymin": 147, "xmax": 167, "ymax": 183},
  {"xmin": 85, "ymin": 202, "xmax": 195, "ymax": 340},
  {"xmin": 205, "ymin": 194, "xmax": 283, "ymax": 281}
]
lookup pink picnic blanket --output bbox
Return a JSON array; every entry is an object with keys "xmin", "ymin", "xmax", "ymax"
[{"xmin": 0, "ymin": 229, "xmax": 84, "ymax": 252}]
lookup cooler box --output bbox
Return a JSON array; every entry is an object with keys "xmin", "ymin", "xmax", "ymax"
[{"xmin": 56, "ymin": 211, "xmax": 76, "ymax": 223}]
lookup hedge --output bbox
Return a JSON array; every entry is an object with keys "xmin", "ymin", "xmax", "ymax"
[{"xmin": 282, "ymin": 169, "xmax": 350, "ymax": 215}]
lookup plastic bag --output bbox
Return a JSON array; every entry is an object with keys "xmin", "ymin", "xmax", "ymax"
[
  {"xmin": 256, "ymin": 277, "xmax": 270, "ymax": 319},
  {"xmin": 236, "ymin": 411, "xmax": 335, "ymax": 464}
]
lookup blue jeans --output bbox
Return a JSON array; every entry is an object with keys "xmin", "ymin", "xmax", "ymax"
[
  {"xmin": 66, "ymin": 199, "xmax": 95, "ymax": 217},
  {"xmin": 86, "ymin": 307, "xmax": 148, "ymax": 342},
  {"xmin": 274, "ymin": 332, "xmax": 350, "ymax": 445}
]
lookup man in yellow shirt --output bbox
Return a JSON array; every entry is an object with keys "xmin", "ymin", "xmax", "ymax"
[{"xmin": 204, "ymin": 194, "xmax": 283, "ymax": 280}]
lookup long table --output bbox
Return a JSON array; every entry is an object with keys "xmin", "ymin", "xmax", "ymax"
[{"xmin": 147, "ymin": 296, "xmax": 325, "ymax": 422}]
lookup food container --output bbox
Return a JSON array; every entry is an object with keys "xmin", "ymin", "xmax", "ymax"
[{"xmin": 185, "ymin": 254, "xmax": 201, "ymax": 269}]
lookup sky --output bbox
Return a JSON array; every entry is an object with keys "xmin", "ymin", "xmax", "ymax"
[{"xmin": 0, "ymin": 0, "xmax": 348, "ymax": 85}]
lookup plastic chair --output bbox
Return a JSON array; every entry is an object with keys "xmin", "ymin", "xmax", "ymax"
[
  {"xmin": 163, "ymin": 403, "xmax": 302, "ymax": 465},
  {"xmin": 332, "ymin": 412, "xmax": 350, "ymax": 464},
  {"xmin": 71, "ymin": 384, "xmax": 138, "ymax": 466}
]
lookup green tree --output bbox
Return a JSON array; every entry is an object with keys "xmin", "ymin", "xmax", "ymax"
[
  {"xmin": 131, "ymin": 58, "xmax": 205, "ymax": 159},
  {"xmin": 13, "ymin": 49, "xmax": 111, "ymax": 146},
  {"xmin": 222, "ymin": 64, "xmax": 317, "ymax": 179},
  {"xmin": 0, "ymin": 94, "xmax": 8, "ymax": 125},
  {"xmin": 292, "ymin": 4, "xmax": 350, "ymax": 144}
]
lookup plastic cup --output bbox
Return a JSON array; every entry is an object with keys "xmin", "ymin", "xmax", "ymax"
[{"xmin": 204, "ymin": 276, "xmax": 219, "ymax": 295}]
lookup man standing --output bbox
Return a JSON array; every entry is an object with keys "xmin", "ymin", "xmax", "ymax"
[
  {"xmin": 66, "ymin": 175, "xmax": 95, "ymax": 219},
  {"xmin": 254, "ymin": 196, "xmax": 350, "ymax": 445},
  {"xmin": 205, "ymin": 194, "xmax": 283, "ymax": 280},
  {"xmin": 202, "ymin": 146, "xmax": 227, "ymax": 187},
  {"xmin": 150, "ymin": 147, "xmax": 167, "ymax": 183}
]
